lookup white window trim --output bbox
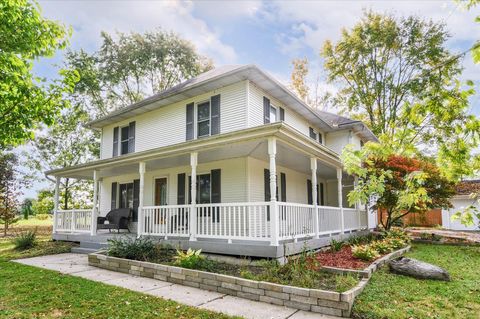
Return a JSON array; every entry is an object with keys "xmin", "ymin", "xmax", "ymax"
[
  {"xmin": 196, "ymin": 100, "xmax": 211, "ymax": 139},
  {"xmin": 188, "ymin": 171, "xmax": 212, "ymax": 203},
  {"xmin": 269, "ymin": 104, "xmax": 277, "ymax": 123},
  {"xmin": 119, "ymin": 124, "xmax": 130, "ymax": 155}
]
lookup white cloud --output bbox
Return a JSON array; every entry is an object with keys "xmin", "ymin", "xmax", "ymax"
[{"xmin": 39, "ymin": 0, "xmax": 238, "ymax": 64}]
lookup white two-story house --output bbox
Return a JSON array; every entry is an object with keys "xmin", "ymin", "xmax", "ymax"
[{"xmin": 48, "ymin": 65, "xmax": 377, "ymax": 259}]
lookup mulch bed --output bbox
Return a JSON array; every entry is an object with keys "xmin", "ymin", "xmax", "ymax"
[{"xmin": 314, "ymin": 246, "xmax": 370, "ymax": 270}]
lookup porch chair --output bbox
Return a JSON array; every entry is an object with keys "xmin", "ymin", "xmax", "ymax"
[{"xmin": 97, "ymin": 208, "xmax": 132, "ymax": 233}]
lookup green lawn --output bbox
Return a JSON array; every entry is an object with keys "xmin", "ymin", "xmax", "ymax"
[
  {"xmin": 0, "ymin": 236, "xmax": 237, "ymax": 319},
  {"xmin": 16, "ymin": 216, "xmax": 53, "ymax": 227},
  {"xmin": 352, "ymin": 243, "xmax": 480, "ymax": 319}
]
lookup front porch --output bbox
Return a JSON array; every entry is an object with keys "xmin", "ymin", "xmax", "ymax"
[{"xmin": 49, "ymin": 123, "xmax": 370, "ymax": 258}]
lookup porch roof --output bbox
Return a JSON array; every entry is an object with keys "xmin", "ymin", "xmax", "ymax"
[{"xmin": 45, "ymin": 122, "xmax": 342, "ymax": 179}]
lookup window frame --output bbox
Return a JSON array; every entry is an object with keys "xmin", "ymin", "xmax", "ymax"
[
  {"xmin": 120, "ymin": 125, "xmax": 130, "ymax": 155},
  {"xmin": 269, "ymin": 105, "xmax": 277, "ymax": 123},
  {"xmin": 196, "ymin": 100, "xmax": 211, "ymax": 138}
]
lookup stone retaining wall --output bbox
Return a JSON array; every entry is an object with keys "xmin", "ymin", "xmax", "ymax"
[
  {"xmin": 89, "ymin": 252, "xmax": 359, "ymax": 317},
  {"xmin": 88, "ymin": 246, "xmax": 410, "ymax": 317}
]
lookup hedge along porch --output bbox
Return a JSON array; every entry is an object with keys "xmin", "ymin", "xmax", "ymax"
[{"xmin": 49, "ymin": 123, "xmax": 369, "ymax": 258}]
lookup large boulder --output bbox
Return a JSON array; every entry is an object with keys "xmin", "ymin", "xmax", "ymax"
[{"xmin": 389, "ymin": 257, "xmax": 450, "ymax": 281}]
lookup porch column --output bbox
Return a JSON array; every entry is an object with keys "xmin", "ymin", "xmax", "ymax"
[
  {"xmin": 137, "ymin": 162, "xmax": 146, "ymax": 238},
  {"xmin": 268, "ymin": 137, "xmax": 279, "ymax": 246},
  {"xmin": 311, "ymin": 158, "xmax": 319, "ymax": 238},
  {"xmin": 90, "ymin": 170, "xmax": 99, "ymax": 236},
  {"xmin": 53, "ymin": 176, "xmax": 60, "ymax": 234},
  {"xmin": 354, "ymin": 176, "xmax": 361, "ymax": 229},
  {"xmin": 190, "ymin": 152, "xmax": 198, "ymax": 241},
  {"xmin": 337, "ymin": 168, "xmax": 345, "ymax": 234}
]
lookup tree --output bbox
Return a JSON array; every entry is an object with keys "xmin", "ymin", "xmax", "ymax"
[
  {"xmin": 21, "ymin": 198, "xmax": 34, "ymax": 220},
  {"xmin": 32, "ymin": 190, "xmax": 54, "ymax": 215},
  {"xmin": 65, "ymin": 30, "xmax": 214, "ymax": 118},
  {"xmin": 0, "ymin": 153, "xmax": 25, "ymax": 236},
  {"xmin": 342, "ymin": 142, "xmax": 455, "ymax": 230},
  {"xmin": 322, "ymin": 11, "xmax": 480, "ymax": 180},
  {"xmin": 0, "ymin": 0, "xmax": 78, "ymax": 149},
  {"xmin": 28, "ymin": 105, "xmax": 97, "ymax": 210}
]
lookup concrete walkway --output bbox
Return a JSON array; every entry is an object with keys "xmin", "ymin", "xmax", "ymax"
[{"xmin": 14, "ymin": 253, "xmax": 340, "ymax": 319}]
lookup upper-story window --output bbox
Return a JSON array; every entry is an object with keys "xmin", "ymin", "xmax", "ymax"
[
  {"xmin": 197, "ymin": 101, "xmax": 211, "ymax": 138},
  {"xmin": 113, "ymin": 121, "xmax": 135, "ymax": 157},
  {"xmin": 270, "ymin": 105, "xmax": 277, "ymax": 123},
  {"xmin": 186, "ymin": 94, "xmax": 220, "ymax": 141},
  {"xmin": 263, "ymin": 96, "xmax": 285, "ymax": 124},
  {"xmin": 309, "ymin": 127, "xmax": 317, "ymax": 140}
]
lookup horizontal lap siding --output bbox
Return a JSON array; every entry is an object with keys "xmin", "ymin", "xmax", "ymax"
[
  {"xmin": 98, "ymin": 158, "xmax": 247, "ymax": 216},
  {"xmin": 247, "ymin": 82, "xmax": 324, "ymax": 138},
  {"xmin": 99, "ymin": 81, "xmax": 248, "ymax": 159}
]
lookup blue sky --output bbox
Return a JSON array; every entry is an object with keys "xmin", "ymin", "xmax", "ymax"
[{"xmin": 26, "ymin": 0, "xmax": 480, "ymax": 198}]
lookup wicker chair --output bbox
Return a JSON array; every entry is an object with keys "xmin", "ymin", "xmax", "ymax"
[{"xmin": 97, "ymin": 208, "xmax": 132, "ymax": 233}]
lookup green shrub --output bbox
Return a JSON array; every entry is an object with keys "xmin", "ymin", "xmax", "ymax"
[
  {"xmin": 385, "ymin": 237, "xmax": 406, "ymax": 250},
  {"xmin": 351, "ymin": 245, "xmax": 379, "ymax": 261},
  {"xmin": 107, "ymin": 237, "xmax": 156, "ymax": 261},
  {"xmin": 13, "ymin": 231, "xmax": 37, "ymax": 250},
  {"xmin": 173, "ymin": 248, "xmax": 213, "ymax": 270},
  {"xmin": 36, "ymin": 214, "xmax": 50, "ymax": 220},
  {"xmin": 385, "ymin": 228, "xmax": 411, "ymax": 244},
  {"xmin": 420, "ymin": 232, "xmax": 442, "ymax": 241},
  {"xmin": 330, "ymin": 239, "xmax": 344, "ymax": 252},
  {"xmin": 371, "ymin": 240, "xmax": 393, "ymax": 254},
  {"xmin": 347, "ymin": 233, "xmax": 377, "ymax": 246}
]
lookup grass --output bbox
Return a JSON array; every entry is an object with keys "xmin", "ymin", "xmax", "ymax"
[
  {"xmin": 16, "ymin": 216, "xmax": 53, "ymax": 227},
  {"xmin": 0, "ymin": 235, "xmax": 237, "ymax": 319},
  {"xmin": 352, "ymin": 243, "xmax": 480, "ymax": 319}
]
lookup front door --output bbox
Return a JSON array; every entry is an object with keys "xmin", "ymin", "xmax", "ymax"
[{"xmin": 154, "ymin": 178, "xmax": 168, "ymax": 206}]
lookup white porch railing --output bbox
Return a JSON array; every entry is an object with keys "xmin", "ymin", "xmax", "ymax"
[
  {"xmin": 55, "ymin": 209, "xmax": 92, "ymax": 233},
  {"xmin": 138, "ymin": 202, "xmax": 368, "ymax": 243},
  {"xmin": 195, "ymin": 202, "xmax": 271, "ymax": 241},
  {"xmin": 55, "ymin": 203, "xmax": 369, "ymax": 244},
  {"xmin": 278, "ymin": 202, "xmax": 315, "ymax": 240},
  {"xmin": 142, "ymin": 205, "xmax": 190, "ymax": 238}
]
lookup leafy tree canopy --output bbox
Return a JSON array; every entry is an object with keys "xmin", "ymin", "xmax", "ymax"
[
  {"xmin": 0, "ymin": 0, "xmax": 78, "ymax": 149},
  {"xmin": 342, "ymin": 142, "xmax": 456, "ymax": 230},
  {"xmin": 65, "ymin": 30, "xmax": 214, "ymax": 117},
  {"xmin": 322, "ymin": 11, "xmax": 480, "ymax": 180}
]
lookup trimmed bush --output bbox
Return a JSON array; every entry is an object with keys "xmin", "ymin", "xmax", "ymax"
[
  {"xmin": 107, "ymin": 237, "xmax": 157, "ymax": 261},
  {"xmin": 351, "ymin": 245, "xmax": 379, "ymax": 261},
  {"xmin": 13, "ymin": 231, "xmax": 37, "ymax": 250}
]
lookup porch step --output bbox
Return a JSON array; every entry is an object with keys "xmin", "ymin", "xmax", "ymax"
[
  {"xmin": 80, "ymin": 241, "xmax": 108, "ymax": 250},
  {"xmin": 71, "ymin": 247, "xmax": 99, "ymax": 254}
]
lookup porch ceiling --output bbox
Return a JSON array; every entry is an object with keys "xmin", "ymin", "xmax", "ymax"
[{"xmin": 46, "ymin": 122, "xmax": 342, "ymax": 180}]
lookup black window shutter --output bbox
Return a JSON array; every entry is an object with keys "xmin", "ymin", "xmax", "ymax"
[
  {"xmin": 320, "ymin": 183, "xmax": 325, "ymax": 206},
  {"xmin": 309, "ymin": 127, "xmax": 317, "ymax": 140},
  {"xmin": 211, "ymin": 95, "xmax": 220, "ymax": 135},
  {"xmin": 211, "ymin": 169, "xmax": 221, "ymax": 223},
  {"xmin": 112, "ymin": 127, "xmax": 119, "ymax": 157},
  {"xmin": 263, "ymin": 97, "xmax": 270, "ymax": 124},
  {"xmin": 186, "ymin": 103, "xmax": 194, "ymax": 140},
  {"xmin": 128, "ymin": 121, "xmax": 136, "ymax": 153},
  {"xmin": 316, "ymin": 184, "xmax": 320, "ymax": 205},
  {"xmin": 307, "ymin": 179, "xmax": 313, "ymax": 205},
  {"xmin": 132, "ymin": 179, "xmax": 140, "ymax": 221},
  {"xmin": 111, "ymin": 182, "xmax": 118, "ymax": 210},
  {"xmin": 318, "ymin": 133, "xmax": 323, "ymax": 144},
  {"xmin": 264, "ymin": 169, "xmax": 271, "ymax": 201},
  {"xmin": 279, "ymin": 107, "xmax": 285, "ymax": 121},
  {"xmin": 280, "ymin": 172, "xmax": 286, "ymax": 202},
  {"xmin": 177, "ymin": 173, "xmax": 186, "ymax": 204}
]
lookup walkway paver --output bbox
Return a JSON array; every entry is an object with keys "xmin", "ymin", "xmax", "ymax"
[{"xmin": 14, "ymin": 253, "xmax": 341, "ymax": 319}]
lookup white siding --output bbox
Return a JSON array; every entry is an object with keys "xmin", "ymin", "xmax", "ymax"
[
  {"xmin": 442, "ymin": 198, "xmax": 480, "ymax": 231},
  {"xmin": 247, "ymin": 82, "xmax": 324, "ymax": 139},
  {"xmin": 100, "ymin": 81, "xmax": 248, "ymax": 159},
  {"xmin": 246, "ymin": 157, "xmax": 330, "ymax": 205},
  {"xmin": 99, "ymin": 157, "xmax": 247, "ymax": 216}
]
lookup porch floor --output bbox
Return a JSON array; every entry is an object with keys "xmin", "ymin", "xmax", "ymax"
[
  {"xmin": 53, "ymin": 229, "xmax": 369, "ymax": 259},
  {"xmin": 15, "ymin": 253, "xmax": 340, "ymax": 319}
]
